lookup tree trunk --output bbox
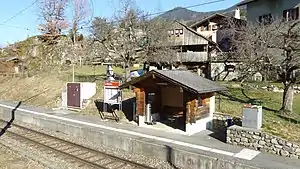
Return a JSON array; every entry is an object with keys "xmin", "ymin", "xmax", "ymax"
[
  {"xmin": 280, "ymin": 84, "xmax": 294, "ymax": 115},
  {"xmin": 124, "ymin": 61, "xmax": 131, "ymax": 82}
]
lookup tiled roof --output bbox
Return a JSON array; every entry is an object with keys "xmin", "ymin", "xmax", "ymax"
[
  {"xmin": 120, "ymin": 70, "xmax": 227, "ymax": 94},
  {"xmin": 189, "ymin": 13, "xmax": 227, "ymax": 28}
]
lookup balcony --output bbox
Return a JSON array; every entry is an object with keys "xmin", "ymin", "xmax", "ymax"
[{"xmin": 176, "ymin": 52, "xmax": 208, "ymax": 62}]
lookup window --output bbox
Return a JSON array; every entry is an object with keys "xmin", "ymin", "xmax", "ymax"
[
  {"xmin": 283, "ymin": 7, "xmax": 299, "ymax": 21},
  {"xmin": 179, "ymin": 29, "xmax": 183, "ymax": 34},
  {"xmin": 212, "ymin": 25, "xmax": 218, "ymax": 30},
  {"xmin": 225, "ymin": 65, "xmax": 235, "ymax": 72},
  {"xmin": 258, "ymin": 13, "xmax": 273, "ymax": 24},
  {"xmin": 175, "ymin": 29, "xmax": 179, "ymax": 34}
]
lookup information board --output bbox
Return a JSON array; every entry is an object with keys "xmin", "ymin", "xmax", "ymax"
[{"xmin": 103, "ymin": 81, "xmax": 122, "ymax": 104}]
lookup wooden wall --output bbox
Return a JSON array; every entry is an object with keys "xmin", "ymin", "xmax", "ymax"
[
  {"xmin": 161, "ymin": 86, "xmax": 183, "ymax": 107},
  {"xmin": 134, "ymin": 88, "xmax": 145, "ymax": 116},
  {"xmin": 169, "ymin": 22, "xmax": 209, "ymax": 46},
  {"xmin": 185, "ymin": 93, "xmax": 212, "ymax": 124}
]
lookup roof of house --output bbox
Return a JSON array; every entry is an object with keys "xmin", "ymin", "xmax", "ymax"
[
  {"xmin": 189, "ymin": 13, "xmax": 246, "ymax": 29},
  {"xmin": 120, "ymin": 70, "xmax": 227, "ymax": 94},
  {"xmin": 189, "ymin": 13, "xmax": 228, "ymax": 28},
  {"xmin": 174, "ymin": 20, "xmax": 220, "ymax": 47},
  {"xmin": 237, "ymin": 0, "xmax": 258, "ymax": 6}
]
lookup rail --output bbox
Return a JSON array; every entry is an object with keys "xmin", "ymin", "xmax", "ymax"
[{"xmin": 0, "ymin": 120, "xmax": 155, "ymax": 169}]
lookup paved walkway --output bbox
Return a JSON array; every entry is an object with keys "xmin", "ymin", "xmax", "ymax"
[{"xmin": 0, "ymin": 100, "xmax": 300, "ymax": 169}]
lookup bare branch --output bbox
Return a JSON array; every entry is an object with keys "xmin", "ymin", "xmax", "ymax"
[{"xmin": 38, "ymin": 0, "xmax": 69, "ymax": 35}]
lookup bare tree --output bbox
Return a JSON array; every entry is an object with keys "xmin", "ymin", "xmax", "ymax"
[
  {"xmin": 139, "ymin": 18, "xmax": 177, "ymax": 65},
  {"xmin": 230, "ymin": 19, "xmax": 300, "ymax": 115},
  {"xmin": 90, "ymin": 0, "xmax": 146, "ymax": 81},
  {"xmin": 269, "ymin": 20, "xmax": 300, "ymax": 114},
  {"xmin": 70, "ymin": 0, "xmax": 91, "ymax": 66},
  {"xmin": 91, "ymin": 0, "xmax": 176, "ymax": 81},
  {"xmin": 38, "ymin": 0, "xmax": 69, "ymax": 35},
  {"xmin": 70, "ymin": 0, "xmax": 91, "ymax": 43}
]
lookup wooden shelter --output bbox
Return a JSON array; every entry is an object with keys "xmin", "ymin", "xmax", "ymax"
[{"xmin": 120, "ymin": 70, "xmax": 226, "ymax": 134}]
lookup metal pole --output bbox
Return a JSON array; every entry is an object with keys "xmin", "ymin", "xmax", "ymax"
[
  {"xmin": 219, "ymin": 93, "xmax": 221, "ymax": 112},
  {"xmin": 72, "ymin": 64, "xmax": 75, "ymax": 82}
]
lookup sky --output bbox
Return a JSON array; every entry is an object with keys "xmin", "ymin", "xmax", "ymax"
[{"xmin": 0, "ymin": 0, "xmax": 241, "ymax": 46}]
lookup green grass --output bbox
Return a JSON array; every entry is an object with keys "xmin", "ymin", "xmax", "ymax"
[
  {"xmin": 73, "ymin": 65, "xmax": 125, "ymax": 76},
  {"xmin": 216, "ymin": 83, "xmax": 300, "ymax": 143}
]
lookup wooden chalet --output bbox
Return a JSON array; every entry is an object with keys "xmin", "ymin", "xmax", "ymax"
[
  {"xmin": 189, "ymin": 13, "xmax": 247, "ymax": 81},
  {"xmin": 145, "ymin": 20, "xmax": 221, "ymax": 79},
  {"xmin": 119, "ymin": 70, "xmax": 226, "ymax": 134}
]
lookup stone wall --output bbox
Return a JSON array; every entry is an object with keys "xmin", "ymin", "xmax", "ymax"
[
  {"xmin": 212, "ymin": 113, "xmax": 242, "ymax": 132},
  {"xmin": 227, "ymin": 125, "xmax": 300, "ymax": 159}
]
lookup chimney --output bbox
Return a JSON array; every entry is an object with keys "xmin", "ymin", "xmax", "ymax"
[{"xmin": 235, "ymin": 8, "xmax": 241, "ymax": 19}]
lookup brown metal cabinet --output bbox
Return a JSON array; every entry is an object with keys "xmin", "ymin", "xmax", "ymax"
[{"xmin": 67, "ymin": 83, "xmax": 81, "ymax": 108}]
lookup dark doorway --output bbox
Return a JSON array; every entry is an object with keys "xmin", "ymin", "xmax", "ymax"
[{"xmin": 67, "ymin": 83, "xmax": 81, "ymax": 108}]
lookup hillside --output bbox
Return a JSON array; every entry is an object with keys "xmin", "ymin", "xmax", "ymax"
[{"xmin": 157, "ymin": 3, "xmax": 246, "ymax": 25}]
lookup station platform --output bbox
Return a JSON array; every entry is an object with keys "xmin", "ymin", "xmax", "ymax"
[{"xmin": 0, "ymin": 100, "xmax": 300, "ymax": 169}]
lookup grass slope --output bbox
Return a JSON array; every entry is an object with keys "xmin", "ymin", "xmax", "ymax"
[
  {"xmin": 0, "ymin": 65, "xmax": 129, "ymax": 108},
  {"xmin": 216, "ymin": 83, "xmax": 300, "ymax": 143}
]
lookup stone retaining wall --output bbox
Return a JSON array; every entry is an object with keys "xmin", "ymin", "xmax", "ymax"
[
  {"xmin": 227, "ymin": 125, "xmax": 300, "ymax": 159},
  {"xmin": 212, "ymin": 113, "xmax": 242, "ymax": 131}
]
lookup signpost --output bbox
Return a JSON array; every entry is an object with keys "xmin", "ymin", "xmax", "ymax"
[
  {"xmin": 103, "ymin": 81, "xmax": 122, "ymax": 106},
  {"xmin": 101, "ymin": 64, "xmax": 122, "ymax": 121}
]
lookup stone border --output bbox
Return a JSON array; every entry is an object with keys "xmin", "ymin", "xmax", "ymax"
[
  {"xmin": 227, "ymin": 125, "xmax": 300, "ymax": 159},
  {"xmin": 213, "ymin": 112, "xmax": 242, "ymax": 132}
]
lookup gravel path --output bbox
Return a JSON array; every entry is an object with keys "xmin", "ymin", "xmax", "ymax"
[
  {"xmin": 2, "ymin": 121, "xmax": 179, "ymax": 169},
  {"xmin": 0, "ymin": 143, "xmax": 46, "ymax": 169}
]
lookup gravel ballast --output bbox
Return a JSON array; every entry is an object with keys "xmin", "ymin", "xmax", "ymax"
[
  {"xmin": 1, "ymin": 120, "xmax": 178, "ymax": 169},
  {"xmin": 0, "ymin": 141, "xmax": 47, "ymax": 169}
]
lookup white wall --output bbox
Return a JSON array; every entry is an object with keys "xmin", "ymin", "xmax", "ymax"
[
  {"xmin": 80, "ymin": 82, "xmax": 96, "ymax": 100},
  {"xmin": 80, "ymin": 82, "xmax": 97, "ymax": 108},
  {"xmin": 211, "ymin": 62, "xmax": 239, "ymax": 81},
  {"xmin": 246, "ymin": 0, "xmax": 300, "ymax": 23},
  {"xmin": 185, "ymin": 116, "xmax": 213, "ymax": 135}
]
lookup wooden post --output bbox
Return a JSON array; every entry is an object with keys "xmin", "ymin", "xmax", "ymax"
[
  {"xmin": 72, "ymin": 64, "xmax": 75, "ymax": 82},
  {"xmin": 190, "ymin": 99, "xmax": 196, "ymax": 123},
  {"xmin": 186, "ymin": 101, "xmax": 190, "ymax": 124}
]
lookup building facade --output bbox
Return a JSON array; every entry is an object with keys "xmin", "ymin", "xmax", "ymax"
[
  {"xmin": 190, "ymin": 12, "xmax": 245, "ymax": 81},
  {"xmin": 238, "ymin": 0, "xmax": 300, "ymax": 23},
  {"xmin": 145, "ymin": 20, "xmax": 221, "ymax": 79}
]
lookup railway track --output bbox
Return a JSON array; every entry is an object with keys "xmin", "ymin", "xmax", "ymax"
[{"xmin": 0, "ymin": 120, "xmax": 155, "ymax": 169}]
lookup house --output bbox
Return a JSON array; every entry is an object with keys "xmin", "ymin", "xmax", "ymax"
[
  {"xmin": 189, "ymin": 12, "xmax": 246, "ymax": 81},
  {"xmin": 0, "ymin": 56, "xmax": 26, "ymax": 75},
  {"xmin": 238, "ymin": 0, "xmax": 300, "ymax": 23},
  {"xmin": 145, "ymin": 20, "xmax": 221, "ymax": 79},
  {"xmin": 119, "ymin": 70, "xmax": 226, "ymax": 135}
]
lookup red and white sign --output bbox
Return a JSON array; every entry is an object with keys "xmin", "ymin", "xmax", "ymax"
[
  {"xmin": 104, "ymin": 81, "xmax": 120, "ymax": 87},
  {"xmin": 104, "ymin": 81, "xmax": 121, "ymax": 104}
]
